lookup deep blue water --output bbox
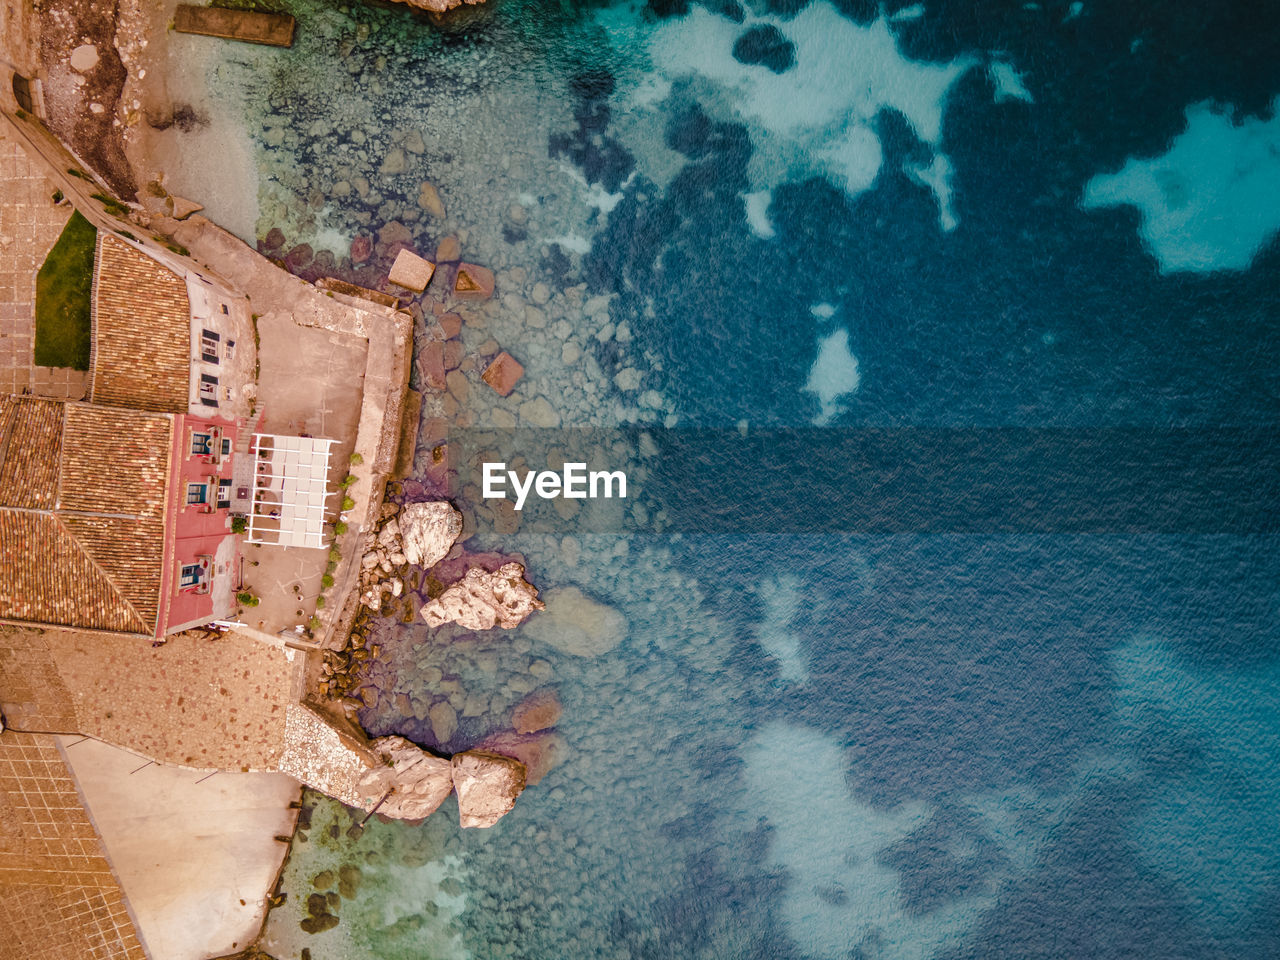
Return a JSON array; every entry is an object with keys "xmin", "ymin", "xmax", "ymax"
[{"xmin": 228, "ymin": 0, "xmax": 1280, "ymax": 956}]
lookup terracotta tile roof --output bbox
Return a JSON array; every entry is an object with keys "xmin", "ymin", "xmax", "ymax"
[
  {"xmin": 0, "ymin": 399, "xmax": 172, "ymax": 636},
  {"xmin": 59, "ymin": 404, "xmax": 171, "ymax": 519},
  {"xmin": 0, "ymin": 511, "xmax": 148, "ymax": 634},
  {"xmin": 91, "ymin": 234, "xmax": 191, "ymax": 413},
  {"xmin": 60, "ymin": 516, "xmax": 166, "ymax": 633},
  {"xmin": 0, "ymin": 397, "xmax": 63, "ymax": 510}
]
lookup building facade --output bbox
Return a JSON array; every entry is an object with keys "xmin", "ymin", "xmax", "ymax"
[
  {"xmin": 0, "ymin": 398, "xmax": 241, "ymax": 638},
  {"xmin": 90, "ymin": 233, "xmax": 256, "ymax": 420},
  {"xmin": 166, "ymin": 411, "xmax": 240, "ymax": 633}
]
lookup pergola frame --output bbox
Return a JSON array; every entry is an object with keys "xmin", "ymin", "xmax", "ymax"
[{"xmin": 245, "ymin": 433, "xmax": 337, "ymax": 548}]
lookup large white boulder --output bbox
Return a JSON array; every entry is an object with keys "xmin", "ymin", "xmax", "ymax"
[
  {"xmin": 399, "ymin": 501, "xmax": 462, "ymax": 568},
  {"xmin": 451, "ymin": 750, "xmax": 526, "ymax": 828},
  {"xmin": 358, "ymin": 736, "xmax": 454, "ymax": 820},
  {"xmin": 420, "ymin": 562, "xmax": 544, "ymax": 630}
]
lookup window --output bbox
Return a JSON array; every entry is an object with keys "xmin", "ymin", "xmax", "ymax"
[
  {"xmin": 179, "ymin": 564, "xmax": 203, "ymax": 588},
  {"xmin": 186, "ymin": 482, "xmax": 208, "ymax": 505},
  {"xmin": 216, "ymin": 478, "xmax": 232, "ymax": 508},
  {"xmin": 201, "ymin": 328, "xmax": 220, "ymax": 364},
  {"xmin": 220, "ymin": 303, "xmax": 229, "ymax": 315},
  {"xmin": 199, "ymin": 373, "xmax": 219, "ymax": 407},
  {"xmin": 225, "ymin": 339, "xmax": 236, "ymax": 360},
  {"xmin": 190, "ymin": 432, "xmax": 211, "ymax": 456},
  {"xmin": 221, "ymin": 438, "xmax": 232, "ymax": 457}
]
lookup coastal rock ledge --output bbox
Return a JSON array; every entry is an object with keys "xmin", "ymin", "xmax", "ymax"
[
  {"xmin": 359, "ymin": 736, "xmax": 454, "ymax": 820},
  {"xmin": 393, "ymin": 0, "xmax": 486, "ymax": 12},
  {"xmin": 421, "ymin": 562, "xmax": 544, "ymax": 629},
  {"xmin": 359, "ymin": 737, "xmax": 528, "ymax": 827}
]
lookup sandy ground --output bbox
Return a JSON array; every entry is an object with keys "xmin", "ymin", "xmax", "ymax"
[
  {"xmin": 60, "ymin": 736, "xmax": 300, "ymax": 960},
  {"xmin": 118, "ymin": 0, "xmax": 263, "ymax": 239}
]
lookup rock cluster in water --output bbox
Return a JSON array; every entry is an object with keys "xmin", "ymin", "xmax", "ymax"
[
  {"xmin": 317, "ymin": 626, "xmax": 379, "ymax": 706},
  {"xmin": 357, "ymin": 735, "xmax": 528, "ymax": 828},
  {"xmin": 357, "ymin": 500, "xmax": 462, "ymax": 611},
  {"xmin": 301, "ymin": 861, "xmax": 363, "ymax": 935},
  {"xmin": 420, "ymin": 562, "xmax": 544, "ymax": 629}
]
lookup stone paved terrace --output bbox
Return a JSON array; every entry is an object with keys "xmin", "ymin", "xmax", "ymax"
[
  {"xmin": 0, "ymin": 732, "xmax": 148, "ymax": 960},
  {"xmin": 0, "ymin": 624, "xmax": 378, "ymax": 798},
  {"xmin": 0, "ymin": 127, "xmax": 86, "ymax": 399},
  {"xmin": 237, "ymin": 308, "xmax": 368, "ymax": 640},
  {"xmin": 0, "ymin": 625, "xmax": 298, "ymax": 769}
]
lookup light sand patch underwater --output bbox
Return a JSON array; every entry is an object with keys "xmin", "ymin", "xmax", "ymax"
[
  {"xmin": 602, "ymin": 1, "xmax": 980, "ymax": 230},
  {"xmin": 1082, "ymin": 97, "xmax": 1280, "ymax": 273},
  {"xmin": 804, "ymin": 327, "xmax": 861, "ymax": 425},
  {"xmin": 1112, "ymin": 636, "xmax": 1280, "ymax": 929}
]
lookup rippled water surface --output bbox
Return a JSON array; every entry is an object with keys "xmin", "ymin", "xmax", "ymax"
[{"xmin": 171, "ymin": 0, "xmax": 1280, "ymax": 956}]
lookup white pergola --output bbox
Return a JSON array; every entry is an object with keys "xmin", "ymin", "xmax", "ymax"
[{"xmin": 246, "ymin": 433, "xmax": 337, "ymax": 548}]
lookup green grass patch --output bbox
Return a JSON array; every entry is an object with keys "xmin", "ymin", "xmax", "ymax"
[
  {"xmin": 34, "ymin": 212, "xmax": 96, "ymax": 370},
  {"xmin": 90, "ymin": 192, "xmax": 130, "ymax": 218}
]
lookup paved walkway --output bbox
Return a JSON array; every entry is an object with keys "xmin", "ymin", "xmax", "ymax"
[
  {"xmin": 0, "ymin": 624, "xmax": 377, "ymax": 803},
  {"xmin": 0, "ymin": 732, "xmax": 148, "ymax": 960},
  {"xmin": 0, "ymin": 128, "xmax": 86, "ymax": 399}
]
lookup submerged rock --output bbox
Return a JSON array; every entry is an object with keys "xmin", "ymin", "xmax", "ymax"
[
  {"xmin": 523, "ymin": 585, "xmax": 626, "ymax": 656},
  {"xmin": 480, "ymin": 730, "xmax": 566, "ymax": 786},
  {"xmin": 451, "ymin": 750, "xmax": 527, "ymax": 828},
  {"xmin": 511, "ymin": 688, "xmax": 562, "ymax": 734},
  {"xmin": 481, "ymin": 351, "xmax": 525, "ymax": 396},
  {"xmin": 418, "ymin": 181, "xmax": 446, "ymax": 218},
  {"xmin": 428, "ymin": 700, "xmax": 458, "ymax": 743},
  {"xmin": 350, "ymin": 234, "xmax": 372, "ymax": 264},
  {"xmin": 732, "ymin": 25, "xmax": 796, "ymax": 74},
  {"xmin": 454, "ymin": 262, "xmax": 495, "ymax": 300},
  {"xmin": 359, "ymin": 736, "xmax": 455, "ymax": 820},
  {"xmin": 301, "ymin": 912, "xmax": 340, "ymax": 933},
  {"xmin": 421, "ymin": 562, "xmax": 544, "ymax": 630},
  {"xmin": 399, "ymin": 501, "xmax": 463, "ymax": 568},
  {"xmin": 389, "ymin": 248, "xmax": 436, "ymax": 293}
]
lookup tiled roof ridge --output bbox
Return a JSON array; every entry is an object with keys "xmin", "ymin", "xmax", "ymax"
[
  {"xmin": 0, "ymin": 509, "xmax": 150, "ymax": 635},
  {"xmin": 0, "ymin": 396, "xmax": 65, "ymax": 511},
  {"xmin": 90, "ymin": 234, "xmax": 191, "ymax": 413},
  {"xmin": 50, "ymin": 512, "xmax": 151, "ymax": 635},
  {"xmin": 0, "ymin": 397, "xmax": 167, "ymax": 635},
  {"xmin": 87, "ymin": 230, "xmax": 102, "ymax": 402}
]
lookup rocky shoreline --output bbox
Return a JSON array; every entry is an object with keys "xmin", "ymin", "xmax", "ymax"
[{"xmin": 327, "ymin": 491, "xmax": 563, "ymax": 829}]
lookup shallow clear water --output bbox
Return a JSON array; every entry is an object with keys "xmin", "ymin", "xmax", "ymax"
[{"xmin": 175, "ymin": 0, "xmax": 1280, "ymax": 956}]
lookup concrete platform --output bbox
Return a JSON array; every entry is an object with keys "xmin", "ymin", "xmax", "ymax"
[
  {"xmin": 173, "ymin": 4, "xmax": 295, "ymax": 47},
  {"xmin": 60, "ymin": 736, "xmax": 300, "ymax": 960}
]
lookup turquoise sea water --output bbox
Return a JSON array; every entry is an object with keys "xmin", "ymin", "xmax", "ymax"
[{"xmin": 173, "ymin": 1, "xmax": 1280, "ymax": 956}]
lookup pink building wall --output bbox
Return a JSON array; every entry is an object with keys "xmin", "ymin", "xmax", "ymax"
[{"xmin": 157, "ymin": 412, "xmax": 240, "ymax": 635}]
